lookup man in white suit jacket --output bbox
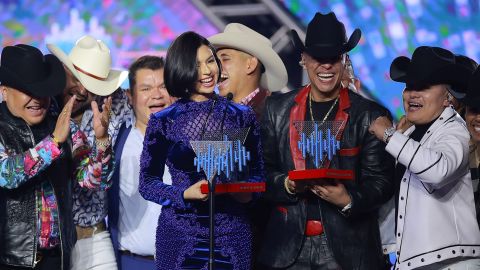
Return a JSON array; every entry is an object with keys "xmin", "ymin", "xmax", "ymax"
[{"xmin": 369, "ymin": 46, "xmax": 480, "ymax": 270}]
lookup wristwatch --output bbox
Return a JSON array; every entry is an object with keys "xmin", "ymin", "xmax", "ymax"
[{"xmin": 383, "ymin": 126, "xmax": 396, "ymax": 143}]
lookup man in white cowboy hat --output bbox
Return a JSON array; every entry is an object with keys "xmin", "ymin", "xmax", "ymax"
[
  {"xmin": 208, "ymin": 23, "xmax": 287, "ymax": 117},
  {"xmin": 208, "ymin": 23, "xmax": 288, "ymax": 269},
  {"xmin": 258, "ymin": 12, "xmax": 395, "ymax": 270},
  {"xmin": 48, "ymin": 35, "xmax": 129, "ymax": 270}
]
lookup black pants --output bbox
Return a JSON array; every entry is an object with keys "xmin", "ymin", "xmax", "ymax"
[{"xmin": 267, "ymin": 234, "xmax": 341, "ymax": 270}]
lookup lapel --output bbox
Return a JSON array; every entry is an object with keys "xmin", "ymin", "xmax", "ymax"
[
  {"xmin": 403, "ymin": 107, "xmax": 458, "ymax": 143},
  {"xmin": 288, "ymin": 85, "xmax": 351, "ymax": 170}
]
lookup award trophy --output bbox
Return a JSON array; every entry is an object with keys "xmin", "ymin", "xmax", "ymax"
[
  {"xmin": 190, "ymin": 128, "xmax": 265, "ymax": 270},
  {"xmin": 288, "ymin": 120, "xmax": 354, "ymax": 181}
]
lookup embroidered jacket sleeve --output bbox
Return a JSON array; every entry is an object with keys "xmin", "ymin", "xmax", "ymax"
[
  {"xmin": 71, "ymin": 121, "xmax": 114, "ymax": 190},
  {"xmin": 0, "ymin": 136, "xmax": 62, "ymax": 189},
  {"xmin": 139, "ymin": 115, "xmax": 189, "ymax": 209},
  {"xmin": 385, "ymin": 120, "xmax": 469, "ymax": 189}
]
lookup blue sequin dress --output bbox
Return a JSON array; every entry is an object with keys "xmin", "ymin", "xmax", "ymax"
[{"xmin": 139, "ymin": 97, "xmax": 264, "ymax": 270}]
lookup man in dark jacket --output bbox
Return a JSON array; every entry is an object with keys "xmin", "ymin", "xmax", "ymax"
[
  {"xmin": 258, "ymin": 12, "xmax": 395, "ymax": 270},
  {"xmin": 0, "ymin": 44, "xmax": 113, "ymax": 270}
]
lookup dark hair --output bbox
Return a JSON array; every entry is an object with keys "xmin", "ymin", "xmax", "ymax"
[
  {"xmin": 164, "ymin": 31, "xmax": 221, "ymax": 99},
  {"xmin": 128, "ymin": 55, "xmax": 165, "ymax": 92}
]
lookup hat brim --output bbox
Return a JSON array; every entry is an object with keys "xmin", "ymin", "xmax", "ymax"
[
  {"xmin": 47, "ymin": 43, "xmax": 128, "ymax": 96},
  {"xmin": 465, "ymin": 69, "xmax": 480, "ymax": 108},
  {"xmin": 0, "ymin": 54, "xmax": 66, "ymax": 98},
  {"xmin": 209, "ymin": 32, "xmax": 287, "ymax": 92},
  {"xmin": 390, "ymin": 56, "xmax": 469, "ymax": 90},
  {"xmin": 290, "ymin": 28, "xmax": 361, "ymax": 58},
  {"xmin": 390, "ymin": 56, "xmax": 411, "ymax": 83}
]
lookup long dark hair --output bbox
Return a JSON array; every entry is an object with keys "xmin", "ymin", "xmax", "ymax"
[{"xmin": 164, "ymin": 31, "xmax": 221, "ymax": 99}]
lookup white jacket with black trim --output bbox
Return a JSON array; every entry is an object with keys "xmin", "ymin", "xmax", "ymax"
[{"xmin": 385, "ymin": 106, "xmax": 480, "ymax": 270}]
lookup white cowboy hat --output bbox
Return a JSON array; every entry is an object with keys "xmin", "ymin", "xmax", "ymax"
[
  {"xmin": 208, "ymin": 23, "xmax": 288, "ymax": 92},
  {"xmin": 47, "ymin": 35, "xmax": 128, "ymax": 96}
]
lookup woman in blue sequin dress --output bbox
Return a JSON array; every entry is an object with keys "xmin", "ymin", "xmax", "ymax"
[{"xmin": 139, "ymin": 31, "xmax": 264, "ymax": 270}]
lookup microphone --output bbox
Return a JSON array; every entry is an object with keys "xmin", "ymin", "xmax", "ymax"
[{"xmin": 220, "ymin": 92, "xmax": 234, "ymax": 133}]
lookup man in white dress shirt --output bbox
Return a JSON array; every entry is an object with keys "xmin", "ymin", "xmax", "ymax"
[{"xmin": 108, "ymin": 55, "xmax": 174, "ymax": 269}]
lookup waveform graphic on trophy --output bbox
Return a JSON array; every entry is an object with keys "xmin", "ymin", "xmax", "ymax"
[
  {"xmin": 190, "ymin": 127, "xmax": 265, "ymax": 270},
  {"xmin": 190, "ymin": 127, "xmax": 266, "ymax": 194},
  {"xmin": 289, "ymin": 120, "xmax": 354, "ymax": 181}
]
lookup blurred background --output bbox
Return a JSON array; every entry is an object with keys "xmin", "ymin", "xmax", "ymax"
[{"xmin": 1, "ymin": 0, "xmax": 480, "ymax": 118}]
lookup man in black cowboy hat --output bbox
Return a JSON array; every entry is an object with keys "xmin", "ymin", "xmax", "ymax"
[
  {"xmin": 258, "ymin": 12, "xmax": 394, "ymax": 270},
  {"xmin": 465, "ymin": 66, "xmax": 480, "ymax": 229},
  {"xmin": 0, "ymin": 44, "xmax": 114, "ymax": 270},
  {"xmin": 369, "ymin": 46, "xmax": 480, "ymax": 269}
]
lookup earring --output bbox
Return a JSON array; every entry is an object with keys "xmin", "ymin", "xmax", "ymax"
[{"xmin": 299, "ymin": 59, "xmax": 306, "ymax": 69}]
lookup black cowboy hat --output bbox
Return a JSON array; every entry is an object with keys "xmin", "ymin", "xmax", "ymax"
[
  {"xmin": 390, "ymin": 46, "xmax": 470, "ymax": 90},
  {"xmin": 448, "ymin": 55, "xmax": 478, "ymax": 100},
  {"xmin": 289, "ymin": 12, "xmax": 361, "ymax": 58},
  {"xmin": 0, "ymin": 44, "xmax": 66, "ymax": 97},
  {"xmin": 464, "ymin": 66, "xmax": 480, "ymax": 109}
]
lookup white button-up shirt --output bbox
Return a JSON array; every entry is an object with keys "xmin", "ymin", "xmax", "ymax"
[{"xmin": 118, "ymin": 118, "xmax": 172, "ymax": 256}]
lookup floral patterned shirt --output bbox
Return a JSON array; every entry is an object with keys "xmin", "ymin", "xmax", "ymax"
[
  {"xmin": 73, "ymin": 89, "xmax": 131, "ymax": 227},
  {"xmin": 0, "ymin": 127, "xmax": 113, "ymax": 248}
]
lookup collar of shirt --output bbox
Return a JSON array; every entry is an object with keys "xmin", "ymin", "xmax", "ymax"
[
  {"xmin": 125, "ymin": 109, "xmax": 136, "ymax": 129},
  {"xmin": 239, "ymin": 88, "xmax": 260, "ymax": 106}
]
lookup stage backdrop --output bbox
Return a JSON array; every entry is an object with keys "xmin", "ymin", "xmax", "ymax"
[
  {"xmin": 1, "ymin": 0, "xmax": 480, "ymax": 117},
  {"xmin": 0, "ymin": 0, "xmax": 218, "ymax": 88},
  {"xmin": 281, "ymin": 0, "xmax": 480, "ymax": 118}
]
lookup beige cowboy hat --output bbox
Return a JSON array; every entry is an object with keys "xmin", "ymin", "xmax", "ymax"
[
  {"xmin": 208, "ymin": 23, "xmax": 288, "ymax": 92},
  {"xmin": 47, "ymin": 35, "xmax": 128, "ymax": 96}
]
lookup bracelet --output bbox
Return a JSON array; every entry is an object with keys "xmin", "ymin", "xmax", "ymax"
[
  {"xmin": 95, "ymin": 137, "xmax": 111, "ymax": 148},
  {"xmin": 50, "ymin": 134, "xmax": 61, "ymax": 147},
  {"xmin": 383, "ymin": 126, "xmax": 396, "ymax": 143},
  {"xmin": 341, "ymin": 202, "xmax": 352, "ymax": 213},
  {"xmin": 284, "ymin": 176, "xmax": 296, "ymax": 195}
]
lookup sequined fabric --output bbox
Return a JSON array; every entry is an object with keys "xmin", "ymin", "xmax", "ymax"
[{"xmin": 139, "ymin": 97, "xmax": 264, "ymax": 270}]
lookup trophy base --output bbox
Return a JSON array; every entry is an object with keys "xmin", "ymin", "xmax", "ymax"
[
  {"xmin": 288, "ymin": 168, "xmax": 354, "ymax": 181},
  {"xmin": 200, "ymin": 183, "xmax": 266, "ymax": 194}
]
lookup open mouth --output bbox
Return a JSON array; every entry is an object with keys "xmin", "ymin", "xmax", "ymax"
[
  {"xmin": 149, "ymin": 103, "xmax": 167, "ymax": 112},
  {"xmin": 317, "ymin": 73, "xmax": 335, "ymax": 82},
  {"xmin": 408, "ymin": 102, "xmax": 423, "ymax": 111},
  {"xmin": 219, "ymin": 73, "xmax": 228, "ymax": 83},
  {"xmin": 26, "ymin": 105, "xmax": 45, "ymax": 116},
  {"xmin": 199, "ymin": 76, "xmax": 215, "ymax": 88},
  {"xmin": 473, "ymin": 124, "xmax": 480, "ymax": 133}
]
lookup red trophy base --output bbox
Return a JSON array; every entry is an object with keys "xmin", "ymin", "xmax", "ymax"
[
  {"xmin": 288, "ymin": 168, "xmax": 354, "ymax": 181},
  {"xmin": 200, "ymin": 182, "xmax": 266, "ymax": 194}
]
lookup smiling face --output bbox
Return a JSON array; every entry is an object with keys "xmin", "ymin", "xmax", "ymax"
[
  {"xmin": 1, "ymin": 86, "xmax": 50, "ymax": 126},
  {"xmin": 304, "ymin": 52, "xmax": 345, "ymax": 101},
  {"xmin": 63, "ymin": 67, "xmax": 96, "ymax": 120},
  {"xmin": 217, "ymin": 48, "xmax": 250, "ymax": 98},
  {"xmin": 191, "ymin": 45, "xmax": 219, "ymax": 101},
  {"xmin": 402, "ymin": 84, "xmax": 450, "ymax": 125},
  {"xmin": 127, "ymin": 68, "xmax": 172, "ymax": 133},
  {"xmin": 466, "ymin": 106, "xmax": 480, "ymax": 143}
]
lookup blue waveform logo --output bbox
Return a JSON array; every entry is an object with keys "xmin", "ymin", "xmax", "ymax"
[
  {"xmin": 297, "ymin": 123, "xmax": 341, "ymax": 168},
  {"xmin": 193, "ymin": 140, "xmax": 250, "ymax": 180}
]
